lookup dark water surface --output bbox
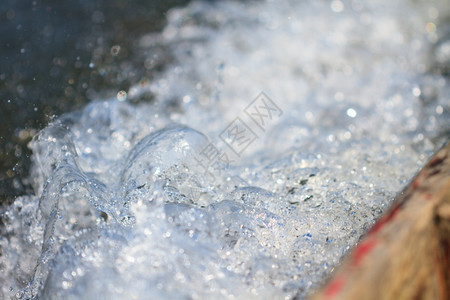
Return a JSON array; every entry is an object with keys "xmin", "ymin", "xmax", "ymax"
[{"xmin": 0, "ymin": 0, "xmax": 190, "ymax": 205}]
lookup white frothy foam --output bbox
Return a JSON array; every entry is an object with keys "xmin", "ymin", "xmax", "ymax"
[{"xmin": 1, "ymin": 0, "xmax": 449, "ymax": 299}]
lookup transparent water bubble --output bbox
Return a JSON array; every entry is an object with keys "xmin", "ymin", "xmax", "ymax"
[{"xmin": 120, "ymin": 125, "xmax": 211, "ymax": 189}]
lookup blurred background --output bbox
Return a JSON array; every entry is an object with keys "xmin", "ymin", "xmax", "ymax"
[
  {"xmin": 0, "ymin": 0, "xmax": 192, "ymax": 206},
  {"xmin": 0, "ymin": 0, "xmax": 449, "ymax": 207}
]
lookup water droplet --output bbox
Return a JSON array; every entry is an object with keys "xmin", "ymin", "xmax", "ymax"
[
  {"xmin": 346, "ymin": 108, "xmax": 357, "ymax": 118},
  {"xmin": 331, "ymin": 0, "xmax": 344, "ymax": 12},
  {"xmin": 117, "ymin": 90, "xmax": 127, "ymax": 101}
]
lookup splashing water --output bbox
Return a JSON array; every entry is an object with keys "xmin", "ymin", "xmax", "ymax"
[{"xmin": 1, "ymin": 0, "xmax": 449, "ymax": 299}]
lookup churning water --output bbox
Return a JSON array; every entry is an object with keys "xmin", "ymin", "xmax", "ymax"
[{"xmin": 1, "ymin": 0, "xmax": 449, "ymax": 299}]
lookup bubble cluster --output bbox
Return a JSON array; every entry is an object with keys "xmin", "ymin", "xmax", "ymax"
[{"xmin": 1, "ymin": 0, "xmax": 448, "ymax": 299}]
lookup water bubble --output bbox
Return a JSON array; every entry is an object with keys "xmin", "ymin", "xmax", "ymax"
[
  {"xmin": 331, "ymin": 0, "xmax": 344, "ymax": 12},
  {"xmin": 412, "ymin": 87, "xmax": 421, "ymax": 97},
  {"xmin": 111, "ymin": 45, "xmax": 121, "ymax": 56},
  {"xmin": 116, "ymin": 90, "xmax": 127, "ymax": 101},
  {"xmin": 346, "ymin": 108, "xmax": 357, "ymax": 118},
  {"xmin": 120, "ymin": 126, "xmax": 210, "ymax": 188}
]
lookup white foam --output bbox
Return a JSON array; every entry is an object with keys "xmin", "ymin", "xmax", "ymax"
[{"xmin": 1, "ymin": 0, "xmax": 449, "ymax": 299}]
